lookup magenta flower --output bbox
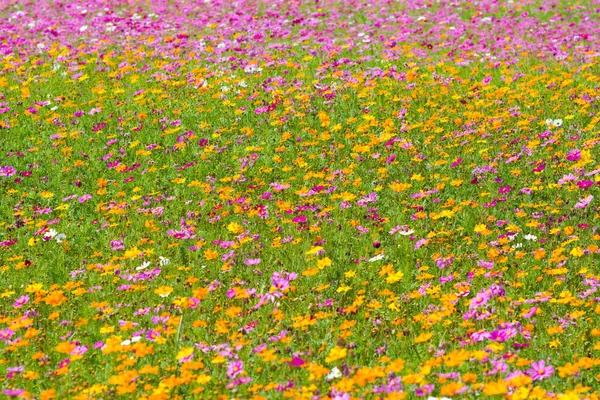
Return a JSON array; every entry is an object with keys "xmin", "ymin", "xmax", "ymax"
[
  {"xmin": 469, "ymin": 290, "xmax": 491, "ymax": 309},
  {"xmin": 0, "ymin": 166, "xmax": 16, "ymax": 177},
  {"xmin": 110, "ymin": 240, "xmax": 125, "ymax": 251},
  {"xmin": 227, "ymin": 360, "xmax": 243, "ymax": 379},
  {"xmin": 566, "ymin": 149, "xmax": 581, "ymax": 161},
  {"xmin": 577, "ymin": 180, "xmax": 594, "ymax": 189},
  {"xmin": 498, "ymin": 185, "xmax": 511, "ymax": 194},
  {"xmin": 290, "ymin": 356, "xmax": 305, "ymax": 367},
  {"xmin": 13, "ymin": 296, "xmax": 29, "ymax": 308},
  {"xmin": 244, "ymin": 258, "xmax": 261, "ymax": 266},
  {"xmin": 292, "ymin": 215, "xmax": 307, "ymax": 223},
  {"xmin": 527, "ymin": 360, "xmax": 554, "ymax": 381},
  {"xmin": 2, "ymin": 389, "xmax": 25, "ymax": 397}
]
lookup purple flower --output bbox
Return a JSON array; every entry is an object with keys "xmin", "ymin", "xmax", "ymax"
[
  {"xmin": 2, "ymin": 389, "xmax": 25, "ymax": 397},
  {"xmin": 110, "ymin": 240, "xmax": 125, "ymax": 251},
  {"xmin": 470, "ymin": 290, "xmax": 491, "ymax": 309},
  {"xmin": 13, "ymin": 296, "xmax": 29, "ymax": 308},
  {"xmin": 566, "ymin": 149, "xmax": 581, "ymax": 161},
  {"xmin": 244, "ymin": 258, "xmax": 261, "ymax": 266},
  {"xmin": 290, "ymin": 356, "xmax": 305, "ymax": 367},
  {"xmin": 78, "ymin": 194, "xmax": 92, "ymax": 203},
  {"xmin": 227, "ymin": 360, "xmax": 243, "ymax": 379},
  {"xmin": 527, "ymin": 360, "xmax": 554, "ymax": 381},
  {"xmin": 0, "ymin": 166, "xmax": 16, "ymax": 177},
  {"xmin": 498, "ymin": 185, "xmax": 511, "ymax": 194},
  {"xmin": 575, "ymin": 195, "xmax": 593, "ymax": 209},
  {"xmin": 577, "ymin": 180, "xmax": 594, "ymax": 189},
  {"xmin": 414, "ymin": 384, "xmax": 434, "ymax": 396}
]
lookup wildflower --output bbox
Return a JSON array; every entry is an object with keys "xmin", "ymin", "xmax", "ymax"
[
  {"xmin": 2, "ymin": 389, "xmax": 25, "ymax": 397},
  {"xmin": 325, "ymin": 346, "xmax": 347, "ymax": 363},
  {"xmin": 110, "ymin": 240, "xmax": 125, "ymax": 251},
  {"xmin": 0, "ymin": 166, "xmax": 16, "ymax": 177},
  {"xmin": 527, "ymin": 360, "xmax": 554, "ymax": 381},
  {"xmin": 566, "ymin": 149, "xmax": 581, "ymax": 161},
  {"xmin": 43, "ymin": 229, "xmax": 58, "ymax": 241},
  {"xmin": 326, "ymin": 367, "xmax": 342, "ymax": 380},
  {"xmin": 227, "ymin": 360, "xmax": 243, "ymax": 379},
  {"xmin": 470, "ymin": 291, "xmax": 491, "ymax": 309},
  {"xmin": 136, "ymin": 261, "xmax": 151, "ymax": 271},
  {"xmin": 159, "ymin": 256, "xmax": 170, "ymax": 266},
  {"xmin": 369, "ymin": 254, "xmax": 385, "ymax": 262},
  {"xmin": 574, "ymin": 195, "xmax": 593, "ymax": 209},
  {"xmin": 13, "ymin": 296, "xmax": 29, "ymax": 308}
]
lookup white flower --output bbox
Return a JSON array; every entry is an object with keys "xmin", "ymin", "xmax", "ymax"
[
  {"xmin": 546, "ymin": 118, "xmax": 563, "ymax": 128},
  {"xmin": 159, "ymin": 256, "xmax": 170, "ymax": 266},
  {"xmin": 120, "ymin": 339, "xmax": 131, "ymax": 346},
  {"xmin": 131, "ymin": 336, "xmax": 142, "ymax": 343},
  {"xmin": 398, "ymin": 229, "xmax": 415, "ymax": 236},
  {"xmin": 368, "ymin": 254, "xmax": 385, "ymax": 262},
  {"xmin": 55, "ymin": 233, "xmax": 66, "ymax": 243},
  {"xmin": 79, "ymin": 25, "xmax": 88, "ymax": 32},
  {"xmin": 136, "ymin": 261, "xmax": 151, "ymax": 271},
  {"xmin": 45, "ymin": 229, "xmax": 58, "ymax": 239},
  {"xmin": 511, "ymin": 243, "xmax": 523, "ymax": 249},
  {"xmin": 326, "ymin": 367, "xmax": 342, "ymax": 381},
  {"xmin": 428, "ymin": 397, "xmax": 452, "ymax": 400},
  {"xmin": 524, "ymin": 234, "xmax": 537, "ymax": 241}
]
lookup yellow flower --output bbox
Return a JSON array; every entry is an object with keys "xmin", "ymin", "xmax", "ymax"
[
  {"xmin": 325, "ymin": 346, "xmax": 347, "ymax": 363},
  {"xmin": 389, "ymin": 182, "xmax": 412, "ymax": 193},
  {"xmin": 483, "ymin": 381, "xmax": 507, "ymax": 396},
  {"xmin": 154, "ymin": 286, "xmax": 173, "ymax": 298},
  {"xmin": 414, "ymin": 332, "xmax": 432, "ymax": 344},
  {"xmin": 386, "ymin": 270, "xmax": 404, "ymax": 284},
  {"xmin": 317, "ymin": 257, "xmax": 332, "ymax": 269},
  {"xmin": 176, "ymin": 347, "xmax": 194, "ymax": 362}
]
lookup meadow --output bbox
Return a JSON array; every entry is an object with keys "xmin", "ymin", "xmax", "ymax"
[{"xmin": 1, "ymin": 0, "xmax": 600, "ymax": 398}]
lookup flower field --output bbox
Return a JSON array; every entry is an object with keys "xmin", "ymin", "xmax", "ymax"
[{"xmin": 1, "ymin": 0, "xmax": 600, "ymax": 398}]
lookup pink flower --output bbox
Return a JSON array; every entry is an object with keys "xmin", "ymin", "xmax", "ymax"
[
  {"xmin": 13, "ymin": 296, "xmax": 29, "ymax": 308},
  {"xmin": 292, "ymin": 215, "xmax": 307, "ymax": 223},
  {"xmin": 227, "ymin": 360, "xmax": 243, "ymax": 379},
  {"xmin": 575, "ymin": 195, "xmax": 593, "ymax": 209},
  {"xmin": 566, "ymin": 149, "xmax": 581, "ymax": 161},
  {"xmin": 244, "ymin": 258, "xmax": 261, "ymax": 266},
  {"xmin": 2, "ymin": 389, "xmax": 25, "ymax": 397},
  {"xmin": 290, "ymin": 356, "xmax": 305, "ymax": 367},
  {"xmin": 78, "ymin": 194, "xmax": 92, "ymax": 203},
  {"xmin": 0, "ymin": 166, "xmax": 16, "ymax": 177},
  {"xmin": 110, "ymin": 240, "xmax": 125, "ymax": 251},
  {"xmin": 577, "ymin": 180, "xmax": 594, "ymax": 189},
  {"xmin": 469, "ymin": 290, "xmax": 491, "ymax": 309},
  {"xmin": 527, "ymin": 360, "xmax": 554, "ymax": 381},
  {"xmin": 498, "ymin": 185, "xmax": 511, "ymax": 194}
]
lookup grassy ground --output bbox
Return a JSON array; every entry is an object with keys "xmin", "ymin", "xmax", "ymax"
[{"xmin": 1, "ymin": 0, "xmax": 600, "ymax": 398}]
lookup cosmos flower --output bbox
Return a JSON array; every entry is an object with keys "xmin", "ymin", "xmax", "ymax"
[{"xmin": 527, "ymin": 360, "xmax": 554, "ymax": 381}]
